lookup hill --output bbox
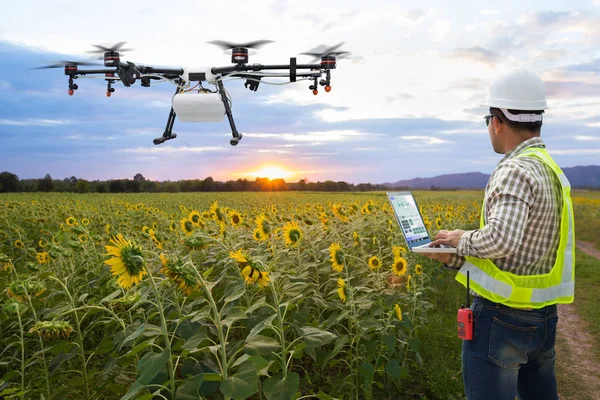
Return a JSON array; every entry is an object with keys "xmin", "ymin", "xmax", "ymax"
[{"xmin": 383, "ymin": 166, "xmax": 600, "ymax": 189}]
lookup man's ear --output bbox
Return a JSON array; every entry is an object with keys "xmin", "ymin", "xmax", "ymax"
[{"xmin": 492, "ymin": 114, "xmax": 504, "ymax": 134}]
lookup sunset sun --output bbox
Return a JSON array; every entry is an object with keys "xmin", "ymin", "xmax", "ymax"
[{"xmin": 249, "ymin": 165, "xmax": 294, "ymax": 180}]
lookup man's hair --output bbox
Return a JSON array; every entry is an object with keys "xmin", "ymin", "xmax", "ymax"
[{"xmin": 490, "ymin": 107, "xmax": 543, "ymax": 135}]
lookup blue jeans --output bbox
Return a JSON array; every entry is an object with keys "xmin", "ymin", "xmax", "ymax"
[{"xmin": 462, "ymin": 296, "xmax": 559, "ymax": 400}]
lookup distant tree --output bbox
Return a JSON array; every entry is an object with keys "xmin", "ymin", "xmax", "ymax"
[
  {"xmin": 70, "ymin": 176, "xmax": 78, "ymax": 185},
  {"xmin": 133, "ymin": 173, "xmax": 146, "ymax": 183},
  {"xmin": 271, "ymin": 179, "xmax": 288, "ymax": 191},
  {"xmin": 96, "ymin": 183, "xmax": 107, "ymax": 193},
  {"xmin": 142, "ymin": 180, "xmax": 157, "ymax": 192},
  {"xmin": 297, "ymin": 179, "xmax": 307, "ymax": 191},
  {"xmin": 126, "ymin": 180, "xmax": 141, "ymax": 193},
  {"xmin": 180, "ymin": 180, "xmax": 194, "ymax": 192},
  {"xmin": 109, "ymin": 180, "xmax": 125, "ymax": 193},
  {"xmin": 167, "ymin": 183, "xmax": 180, "ymax": 193},
  {"xmin": 38, "ymin": 174, "xmax": 54, "ymax": 192},
  {"xmin": 203, "ymin": 177, "xmax": 215, "ymax": 191},
  {"xmin": 0, "ymin": 171, "xmax": 19, "ymax": 192},
  {"xmin": 76, "ymin": 179, "xmax": 90, "ymax": 193}
]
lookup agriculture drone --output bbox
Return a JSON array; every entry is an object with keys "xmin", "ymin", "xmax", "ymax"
[{"xmin": 34, "ymin": 40, "xmax": 351, "ymax": 146}]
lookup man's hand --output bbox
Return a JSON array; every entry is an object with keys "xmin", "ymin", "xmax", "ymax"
[{"xmin": 430, "ymin": 229, "xmax": 466, "ymax": 248}]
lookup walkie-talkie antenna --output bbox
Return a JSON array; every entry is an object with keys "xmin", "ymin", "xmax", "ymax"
[{"xmin": 466, "ymin": 271, "xmax": 471, "ymax": 308}]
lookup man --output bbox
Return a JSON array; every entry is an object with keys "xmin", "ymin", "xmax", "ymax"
[{"xmin": 423, "ymin": 65, "xmax": 575, "ymax": 400}]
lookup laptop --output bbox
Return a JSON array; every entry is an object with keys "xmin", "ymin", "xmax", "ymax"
[{"xmin": 386, "ymin": 191, "xmax": 457, "ymax": 254}]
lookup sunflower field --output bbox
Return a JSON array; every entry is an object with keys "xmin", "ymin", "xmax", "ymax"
[{"xmin": 0, "ymin": 191, "xmax": 499, "ymax": 399}]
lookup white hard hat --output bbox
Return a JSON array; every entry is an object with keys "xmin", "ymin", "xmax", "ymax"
[{"xmin": 481, "ymin": 66, "xmax": 548, "ymax": 111}]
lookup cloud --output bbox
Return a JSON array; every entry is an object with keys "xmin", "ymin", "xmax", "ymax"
[
  {"xmin": 575, "ymin": 135, "xmax": 600, "ymax": 141},
  {"xmin": 0, "ymin": 118, "xmax": 73, "ymax": 126},
  {"xmin": 451, "ymin": 47, "xmax": 499, "ymax": 65},
  {"xmin": 246, "ymin": 129, "xmax": 377, "ymax": 142},
  {"xmin": 399, "ymin": 136, "xmax": 450, "ymax": 145},
  {"xmin": 384, "ymin": 93, "xmax": 416, "ymax": 102},
  {"xmin": 480, "ymin": 9, "xmax": 499, "ymax": 15},
  {"xmin": 120, "ymin": 146, "xmax": 226, "ymax": 154},
  {"xmin": 549, "ymin": 148, "xmax": 600, "ymax": 155},
  {"xmin": 0, "ymin": 80, "xmax": 10, "ymax": 89}
]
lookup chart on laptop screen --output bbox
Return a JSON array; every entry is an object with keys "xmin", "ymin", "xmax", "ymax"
[{"xmin": 389, "ymin": 194, "xmax": 429, "ymax": 245}]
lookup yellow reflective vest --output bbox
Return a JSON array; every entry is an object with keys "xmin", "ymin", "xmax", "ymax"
[{"xmin": 456, "ymin": 147, "xmax": 575, "ymax": 309}]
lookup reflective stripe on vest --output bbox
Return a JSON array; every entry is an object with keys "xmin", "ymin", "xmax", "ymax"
[{"xmin": 455, "ymin": 147, "xmax": 575, "ymax": 308}]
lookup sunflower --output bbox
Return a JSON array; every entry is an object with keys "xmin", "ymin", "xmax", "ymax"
[
  {"xmin": 149, "ymin": 230, "xmax": 162, "ymax": 250},
  {"xmin": 142, "ymin": 226, "xmax": 151, "ymax": 235},
  {"xmin": 31, "ymin": 200, "xmax": 38, "ymax": 205},
  {"xmin": 188, "ymin": 211, "xmax": 202, "ymax": 225},
  {"xmin": 152, "ymin": 222, "xmax": 158, "ymax": 230},
  {"xmin": 229, "ymin": 249, "xmax": 249, "ymax": 268},
  {"xmin": 210, "ymin": 202, "xmax": 227, "ymax": 223},
  {"xmin": 104, "ymin": 234, "xmax": 147, "ymax": 290},
  {"xmin": 78, "ymin": 234, "xmax": 88, "ymax": 243},
  {"xmin": 29, "ymin": 320, "xmax": 73, "ymax": 340},
  {"xmin": 179, "ymin": 204, "xmax": 188, "ymax": 214},
  {"xmin": 38, "ymin": 239, "xmax": 47, "ymax": 248},
  {"xmin": 14, "ymin": 240, "xmax": 24, "ymax": 249},
  {"xmin": 66, "ymin": 216, "xmax": 77, "ymax": 226},
  {"xmin": 252, "ymin": 228, "xmax": 264, "ymax": 242},
  {"xmin": 81, "ymin": 218, "xmax": 90, "ymax": 226},
  {"xmin": 361, "ymin": 205, "xmax": 370, "ymax": 215},
  {"xmin": 368, "ymin": 255, "xmax": 381, "ymax": 270},
  {"xmin": 159, "ymin": 254, "xmax": 198, "ymax": 295},
  {"xmin": 180, "ymin": 218, "xmax": 195, "ymax": 236},
  {"xmin": 406, "ymin": 274, "xmax": 412, "ymax": 290},
  {"xmin": 282, "ymin": 221, "xmax": 302, "ymax": 247},
  {"xmin": 353, "ymin": 231, "xmax": 360, "ymax": 246},
  {"xmin": 392, "ymin": 246, "xmax": 407, "ymax": 258},
  {"xmin": 52, "ymin": 236, "xmax": 61, "ymax": 245},
  {"xmin": 337, "ymin": 278, "xmax": 347, "ymax": 303},
  {"xmin": 394, "ymin": 304, "xmax": 403, "ymax": 321},
  {"xmin": 36, "ymin": 252, "xmax": 50, "ymax": 264},
  {"xmin": 169, "ymin": 221, "xmax": 178, "ymax": 231},
  {"xmin": 256, "ymin": 271, "xmax": 271, "ymax": 288},
  {"xmin": 415, "ymin": 264, "xmax": 423, "ymax": 275},
  {"xmin": 392, "ymin": 256, "xmax": 407, "ymax": 276},
  {"xmin": 255, "ymin": 214, "xmax": 271, "ymax": 237},
  {"xmin": 329, "ymin": 242, "xmax": 344, "ymax": 272},
  {"xmin": 435, "ymin": 216, "xmax": 443, "ymax": 230},
  {"xmin": 105, "ymin": 224, "xmax": 111, "ymax": 235},
  {"xmin": 229, "ymin": 210, "xmax": 242, "ymax": 226},
  {"xmin": 7, "ymin": 280, "xmax": 45, "ymax": 302}
]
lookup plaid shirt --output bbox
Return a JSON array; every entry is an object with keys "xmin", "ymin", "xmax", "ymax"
[{"xmin": 448, "ymin": 137, "xmax": 562, "ymax": 275}]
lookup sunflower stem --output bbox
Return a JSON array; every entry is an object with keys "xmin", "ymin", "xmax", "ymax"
[
  {"xmin": 145, "ymin": 267, "xmax": 177, "ymax": 398},
  {"xmin": 51, "ymin": 276, "xmax": 90, "ymax": 400},
  {"xmin": 269, "ymin": 279, "xmax": 288, "ymax": 380},
  {"xmin": 15, "ymin": 308, "xmax": 25, "ymax": 400},
  {"xmin": 24, "ymin": 292, "xmax": 51, "ymax": 399}
]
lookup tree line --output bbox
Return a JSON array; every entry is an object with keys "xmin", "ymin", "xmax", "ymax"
[{"xmin": 0, "ymin": 172, "xmax": 400, "ymax": 193}]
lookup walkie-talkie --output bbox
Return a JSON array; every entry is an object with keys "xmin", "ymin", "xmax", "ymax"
[{"xmin": 457, "ymin": 271, "xmax": 474, "ymax": 340}]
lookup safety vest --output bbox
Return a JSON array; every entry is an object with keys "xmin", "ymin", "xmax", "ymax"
[{"xmin": 456, "ymin": 147, "xmax": 575, "ymax": 309}]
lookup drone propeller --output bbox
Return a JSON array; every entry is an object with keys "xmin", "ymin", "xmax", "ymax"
[
  {"xmin": 32, "ymin": 60, "xmax": 101, "ymax": 69},
  {"xmin": 207, "ymin": 39, "xmax": 275, "ymax": 50},
  {"xmin": 86, "ymin": 41, "xmax": 134, "ymax": 55},
  {"xmin": 300, "ymin": 42, "xmax": 352, "ymax": 62}
]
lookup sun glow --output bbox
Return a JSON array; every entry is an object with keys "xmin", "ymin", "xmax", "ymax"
[{"xmin": 245, "ymin": 165, "xmax": 294, "ymax": 180}]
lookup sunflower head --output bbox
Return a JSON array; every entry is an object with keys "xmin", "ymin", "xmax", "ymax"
[
  {"xmin": 394, "ymin": 304, "xmax": 403, "ymax": 321},
  {"xmin": 188, "ymin": 211, "xmax": 202, "ymax": 225},
  {"xmin": 14, "ymin": 240, "xmax": 24, "ymax": 249},
  {"xmin": 229, "ymin": 210, "xmax": 242, "ymax": 226},
  {"xmin": 159, "ymin": 253, "xmax": 199, "ymax": 295},
  {"xmin": 253, "ymin": 227, "xmax": 266, "ymax": 242},
  {"xmin": 329, "ymin": 243, "xmax": 344, "ymax": 272},
  {"xmin": 392, "ymin": 256, "xmax": 407, "ymax": 277},
  {"xmin": 7, "ymin": 280, "xmax": 45, "ymax": 302},
  {"xmin": 392, "ymin": 246, "xmax": 407, "ymax": 258},
  {"xmin": 180, "ymin": 218, "xmax": 195, "ymax": 236},
  {"xmin": 229, "ymin": 249, "xmax": 249, "ymax": 268},
  {"xmin": 65, "ymin": 217, "xmax": 77, "ymax": 226},
  {"xmin": 337, "ymin": 278, "xmax": 347, "ymax": 303},
  {"xmin": 29, "ymin": 320, "xmax": 73, "ymax": 340},
  {"xmin": 415, "ymin": 264, "xmax": 423, "ymax": 275},
  {"xmin": 36, "ymin": 252, "xmax": 51, "ymax": 265},
  {"xmin": 255, "ymin": 214, "xmax": 271, "ymax": 237},
  {"xmin": 81, "ymin": 218, "xmax": 90, "ymax": 226},
  {"xmin": 282, "ymin": 221, "xmax": 302, "ymax": 247},
  {"xmin": 104, "ymin": 234, "xmax": 147, "ymax": 290},
  {"xmin": 368, "ymin": 255, "xmax": 381, "ymax": 270}
]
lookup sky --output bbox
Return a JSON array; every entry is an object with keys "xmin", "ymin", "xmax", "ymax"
[{"xmin": 1, "ymin": 0, "xmax": 600, "ymax": 184}]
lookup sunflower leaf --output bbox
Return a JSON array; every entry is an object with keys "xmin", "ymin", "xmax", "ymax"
[
  {"xmin": 248, "ymin": 314, "xmax": 277, "ymax": 338},
  {"xmin": 219, "ymin": 360, "xmax": 258, "ymax": 399},
  {"xmin": 262, "ymin": 372, "xmax": 299, "ymax": 400},
  {"xmin": 300, "ymin": 326, "xmax": 336, "ymax": 349},
  {"xmin": 244, "ymin": 335, "xmax": 280, "ymax": 356}
]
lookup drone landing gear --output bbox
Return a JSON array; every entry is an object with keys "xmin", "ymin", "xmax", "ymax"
[
  {"xmin": 153, "ymin": 106, "xmax": 178, "ymax": 145},
  {"xmin": 216, "ymin": 80, "xmax": 243, "ymax": 146}
]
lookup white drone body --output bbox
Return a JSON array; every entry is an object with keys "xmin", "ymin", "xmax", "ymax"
[{"xmin": 173, "ymin": 66, "xmax": 225, "ymax": 122}]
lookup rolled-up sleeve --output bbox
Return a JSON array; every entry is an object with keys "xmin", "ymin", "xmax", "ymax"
[{"xmin": 457, "ymin": 162, "xmax": 535, "ymax": 260}]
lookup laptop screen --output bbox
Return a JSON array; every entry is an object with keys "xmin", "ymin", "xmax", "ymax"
[{"xmin": 387, "ymin": 192, "xmax": 431, "ymax": 249}]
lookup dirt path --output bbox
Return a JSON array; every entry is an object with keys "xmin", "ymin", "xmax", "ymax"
[{"xmin": 556, "ymin": 241, "xmax": 600, "ymax": 400}]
